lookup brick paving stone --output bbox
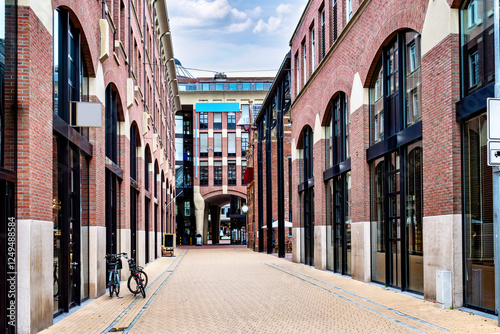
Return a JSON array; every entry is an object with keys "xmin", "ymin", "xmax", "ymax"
[{"xmin": 41, "ymin": 248, "xmax": 500, "ymax": 334}]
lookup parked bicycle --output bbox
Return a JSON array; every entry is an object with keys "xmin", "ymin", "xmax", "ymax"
[
  {"xmin": 123, "ymin": 253, "xmax": 148, "ymax": 298},
  {"xmin": 105, "ymin": 253, "xmax": 124, "ymax": 298}
]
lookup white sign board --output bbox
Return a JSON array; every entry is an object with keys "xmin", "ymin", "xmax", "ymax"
[
  {"xmin": 489, "ymin": 141, "xmax": 500, "ymax": 166},
  {"xmin": 488, "ymin": 98, "xmax": 500, "ymax": 140},
  {"xmin": 71, "ymin": 101, "xmax": 102, "ymax": 127},
  {"xmin": 487, "ymin": 98, "xmax": 500, "ymax": 166}
]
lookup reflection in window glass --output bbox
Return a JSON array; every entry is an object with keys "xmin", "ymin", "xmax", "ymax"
[
  {"xmin": 214, "ymin": 161, "xmax": 223, "ymax": 186},
  {"xmin": 175, "ymin": 114, "xmax": 183, "ymax": 134},
  {"xmin": 461, "ymin": 0, "xmax": 495, "ymax": 96},
  {"xmin": 242, "ymin": 83, "xmax": 251, "ymax": 90},
  {"xmin": 200, "ymin": 161, "xmax": 208, "ymax": 186},
  {"xmin": 370, "ymin": 64, "xmax": 384, "ymax": 144},
  {"xmin": 370, "ymin": 157, "xmax": 385, "ymax": 284},
  {"xmin": 175, "ymin": 137, "xmax": 183, "ymax": 161},
  {"xmin": 405, "ymin": 32, "xmax": 422, "ymax": 127},
  {"xmin": 228, "ymin": 162, "xmax": 236, "ymax": 185},
  {"xmin": 464, "ymin": 114, "xmax": 494, "ymax": 311}
]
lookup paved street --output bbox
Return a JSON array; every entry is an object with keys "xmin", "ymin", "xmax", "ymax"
[{"xmin": 41, "ymin": 247, "xmax": 499, "ymax": 334}]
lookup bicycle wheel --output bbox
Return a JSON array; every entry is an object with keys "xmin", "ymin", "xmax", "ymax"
[
  {"xmin": 114, "ymin": 275, "xmax": 120, "ymax": 296},
  {"xmin": 137, "ymin": 271, "xmax": 148, "ymax": 289},
  {"xmin": 139, "ymin": 283, "xmax": 146, "ymax": 298},
  {"xmin": 128, "ymin": 271, "xmax": 148, "ymax": 294},
  {"xmin": 109, "ymin": 281, "xmax": 114, "ymax": 297}
]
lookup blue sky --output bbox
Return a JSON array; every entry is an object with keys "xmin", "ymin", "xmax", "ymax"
[{"xmin": 166, "ymin": 0, "xmax": 306, "ymax": 77}]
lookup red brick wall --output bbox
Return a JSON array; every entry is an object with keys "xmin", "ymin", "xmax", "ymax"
[
  {"xmin": 16, "ymin": 6, "xmax": 53, "ymax": 222},
  {"xmin": 421, "ymin": 34, "xmax": 462, "ymax": 217}
]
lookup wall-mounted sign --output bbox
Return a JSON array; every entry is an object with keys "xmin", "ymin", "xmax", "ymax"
[{"xmin": 70, "ymin": 101, "xmax": 102, "ymax": 127}]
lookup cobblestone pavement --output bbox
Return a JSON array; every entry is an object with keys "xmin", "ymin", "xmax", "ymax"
[{"xmin": 41, "ymin": 247, "xmax": 500, "ymax": 334}]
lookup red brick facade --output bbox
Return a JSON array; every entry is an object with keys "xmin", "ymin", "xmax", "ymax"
[{"xmin": 12, "ymin": 1, "xmax": 178, "ymax": 331}]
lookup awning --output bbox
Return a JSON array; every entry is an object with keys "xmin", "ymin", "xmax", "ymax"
[
  {"xmin": 243, "ymin": 167, "xmax": 254, "ymax": 184},
  {"xmin": 195, "ymin": 102, "xmax": 239, "ymax": 112}
]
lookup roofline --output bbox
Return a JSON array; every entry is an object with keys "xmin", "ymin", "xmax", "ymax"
[
  {"xmin": 255, "ymin": 51, "xmax": 291, "ymax": 124},
  {"xmin": 289, "ymin": 0, "xmax": 313, "ymax": 47}
]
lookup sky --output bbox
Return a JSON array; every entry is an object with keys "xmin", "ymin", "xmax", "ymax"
[{"xmin": 166, "ymin": 0, "xmax": 306, "ymax": 78}]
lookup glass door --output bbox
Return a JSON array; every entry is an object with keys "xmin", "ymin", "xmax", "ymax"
[
  {"xmin": 334, "ymin": 176, "xmax": 344, "ymax": 273},
  {"xmin": 387, "ymin": 151, "xmax": 401, "ymax": 289},
  {"xmin": 68, "ymin": 146, "xmax": 81, "ymax": 308}
]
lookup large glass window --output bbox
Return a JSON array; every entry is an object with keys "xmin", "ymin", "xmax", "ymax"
[
  {"xmin": 213, "ymin": 112, "xmax": 222, "ymax": 129},
  {"xmin": 175, "ymin": 114, "xmax": 183, "ymax": 134},
  {"xmin": 214, "ymin": 161, "xmax": 223, "ymax": 186},
  {"xmin": 214, "ymin": 133, "xmax": 222, "ymax": 157},
  {"xmin": 370, "ymin": 31, "xmax": 421, "ymax": 145},
  {"xmin": 406, "ymin": 142, "xmax": 423, "ymax": 293},
  {"xmin": 200, "ymin": 133, "xmax": 208, "ymax": 158},
  {"xmin": 200, "ymin": 161, "xmax": 209, "ymax": 186},
  {"xmin": 228, "ymin": 161, "xmax": 236, "ymax": 186},
  {"xmin": 461, "ymin": 0, "xmax": 495, "ymax": 96},
  {"xmin": 105, "ymin": 85, "xmax": 118, "ymax": 163},
  {"xmin": 241, "ymin": 160, "xmax": 247, "ymax": 185},
  {"xmin": 464, "ymin": 114, "xmax": 494, "ymax": 311},
  {"xmin": 53, "ymin": 8, "xmax": 89, "ymax": 125},
  {"xmin": 370, "ymin": 64, "xmax": 384, "ymax": 144},
  {"xmin": 241, "ymin": 132, "xmax": 248, "ymax": 157},
  {"xmin": 405, "ymin": 32, "xmax": 422, "ymax": 127},
  {"xmin": 228, "ymin": 132, "xmax": 236, "ymax": 157},
  {"xmin": 199, "ymin": 112, "xmax": 208, "ymax": 129},
  {"xmin": 175, "ymin": 137, "xmax": 183, "ymax": 161},
  {"xmin": 227, "ymin": 112, "xmax": 236, "ymax": 129},
  {"xmin": 371, "ymin": 157, "xmax": 386, "ymax": 284}
]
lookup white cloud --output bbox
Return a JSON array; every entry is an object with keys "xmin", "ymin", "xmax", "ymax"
[
  {"xmin": 167, "ymin": 0, "xmax": 257, "ymax": 34},
  {"xmin": 252, "ymin": 3, "xmax": 292, "ymax": 34},
  {"xmin": 228, "ymin": 18, "xmax": 253, "ymax": 33}
]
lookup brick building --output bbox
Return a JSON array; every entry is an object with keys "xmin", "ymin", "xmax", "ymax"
[
  {"xmin": 0, "ymin": 0, "xmax": 179, "ymax": 332},
  {"xmin": 251, "ymin": 0, "xmax": 496, "ymax": 314},
  {"xmin": 176, "ymin": 68, "xmax": 273, "ymax": 245},
  {"xmin": 248, "ymin": 53, "xmax": 293, "ymax": 255}
]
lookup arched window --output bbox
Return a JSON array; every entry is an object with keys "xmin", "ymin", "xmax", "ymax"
[
  {"xmin": 105, "ymin": 85, "xmax": 118, "ymax": 163},
  {"xmin": 368, "ymin": 30, "xmax": 423, "ymax": 294},
  {"xmin": 369, "ymin": 31, "xmax": 421, "ymax": 145},
  {"xmin": 53, "ymin": 8, "xmax": 89, "ymax": 123}
]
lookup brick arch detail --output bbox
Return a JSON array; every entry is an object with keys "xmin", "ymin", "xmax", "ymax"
[
  {"xmin": 356, "ymin": 4, "xmax": 426, "ymax": 86},
  {"xmin": 292, "ymin": 106, "xmax": 316, "ymax": 146},
  {"xmin": 130, "ymin": 120, "xmax": 143, "ymax": 148},
  {"xmin": 295, "ymin": 124, "xmax": 314, "ymax": 149},
  {"xmin": 105, "ymin": 81, "xmax": 126, "ymax": 122},
  {"xmin": 202, "ymin": 189, "xmax": 248, "ymax": 203}
]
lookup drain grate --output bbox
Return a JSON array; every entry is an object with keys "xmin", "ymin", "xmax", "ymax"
[{"xmin": 109, "ymin": 327, "xmax": 128, "ymax": 332}]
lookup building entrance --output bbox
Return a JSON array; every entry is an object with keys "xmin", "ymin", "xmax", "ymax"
[
  {"xmin": 371, "ymin": 143, "xmax": 423, "ymax": 293},
  {"xmin": 53, "ymin": 138, "xmax": 87, "ymax": 314}
]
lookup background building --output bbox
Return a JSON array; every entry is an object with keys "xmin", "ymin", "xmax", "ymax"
[
  {"xmin": 1, "ymin": 1, "xmax": 179, "ymax": 332},
  {"xmin": 176, "ymin": 66, "xmax": 273, "ymax": 245}
]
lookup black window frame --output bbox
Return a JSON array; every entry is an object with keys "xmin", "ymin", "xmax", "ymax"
[
  {"xmin": 200, "ymin": 161, "xmax": 209, "ymax": 186},
  {"xmin": 228, "ymin": 161, "xmax": 237, "ymax": 186},
  {"xmin": 199, "ymin": 112, "xmax": 208, "ymax": 129},
  {"xmin": 227, "ymin": 112, "xmax": 236, "ymax": 129},
  {"xmin": 214, "ymin": 161, "xmax": 222, "ymax": 186}
]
